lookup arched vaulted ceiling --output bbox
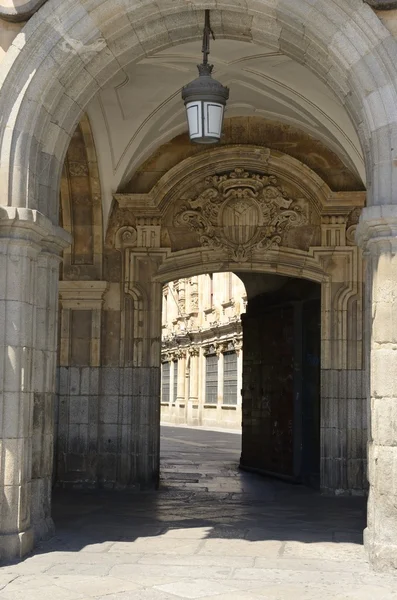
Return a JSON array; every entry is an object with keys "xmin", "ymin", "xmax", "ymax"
[
  {"xmin": 0, "ymin": 0, "xmax": 394, "ymax": 21},
  {"xmin": 86, "ymin": 39, "xmax": 365, "ymax": 228}
]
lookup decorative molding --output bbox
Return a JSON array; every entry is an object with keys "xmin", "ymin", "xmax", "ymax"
[
  {"xmin": 114, "ymin": 146, "xmax": 366, "ymax": 218},
  {"xmin": 115, "ymin": 226, "xmax": 137, "ymax": 249},
  {"xmin": 356, "ymin": 205, "xmax": 397, "ymax": 253},
  {"xmin": 233, "ymin": 338, "xmax": 243, "ymax": 355},
  {"xmin": 136, "ymin": 217, "xmax": 162, "ymax": 248},
  {"xmin": 59, "ymin": 281, "xmax": 109, "ymax": 310},
  {"xmin": 188, "ymin": 346, "xmax": 200, "ymax": 358},
  {"xmin": 174, "ymin": 168, "xmax": 307, "ymax": 262},
  {"xmin": 204, "ymin": 344, "xmax": 217, "ymax": 357},
  {"xmin": 321, "ymin": 215, "xmax": 348, "ymax": 246}
]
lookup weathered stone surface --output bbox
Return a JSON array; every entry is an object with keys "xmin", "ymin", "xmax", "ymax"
[
  {"xmin": 0, "ymin": 1, "xmax": 47, "ymax": 22},
  {"xmin": 365, "ymin": 1, "xmax": 397, "ymax": 9},
  {"xmin": 357, "ymin": 206, "xmax": 397, "ymax": 571},
  {"xmin": 0, "ymin": 207, "xmax": 70, "ymax": 560},
  {"xmin": 1, "ymin": 0, "xmax": 397, "ymax": 574}
]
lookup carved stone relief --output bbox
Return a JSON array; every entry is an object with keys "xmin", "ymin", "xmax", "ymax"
[{"xmin": 174, "ymin": 169, "xmax": 308, "ymax": 262}]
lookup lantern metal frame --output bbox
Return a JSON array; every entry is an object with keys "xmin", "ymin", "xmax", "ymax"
[{"xmin": 182, "ymin": 10, "xmax": 229, "ymax": 144}]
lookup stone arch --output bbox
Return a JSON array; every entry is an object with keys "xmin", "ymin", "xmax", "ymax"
[
  {"xmin": 60, "ymin": 114, "xmax": 103, "ymax": 281},
  {"xmin": 113, "ymin": 142, "xmax": 365, "ymax": 494},
  {"xmin": 0, "ymin": 0, "xmax": 395, "ymax": 222},
  {"xmin": 1, "ymin": 0, "xmax": 397, "ymax": 568}
]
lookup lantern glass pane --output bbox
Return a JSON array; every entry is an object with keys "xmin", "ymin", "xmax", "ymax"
[
  {"xmin": 204, "ymin": 102, "xmax": 223, "ymax": 139},
  {"xmin": 186, "ymin": 101, "xmax": 202, "ymax": 139}
]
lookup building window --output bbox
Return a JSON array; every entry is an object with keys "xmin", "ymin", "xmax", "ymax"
[
  {"xmin": 173, "ymin": 360, "xmax": 178, "ymax": 402},
  {"xmin": 161, "ymin": 362, "xmax": 170, "ymax": 403},
  {"xmin": 223, "ymin": 351, "xmax": 238, "ymax": 405},
  {"xmin": 205, "ymin": 354, "xmax": 218, "ymax": 404}
]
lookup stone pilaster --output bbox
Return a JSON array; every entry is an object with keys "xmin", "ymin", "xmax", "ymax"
[
  {"xmin": 312, "ymin": 242, "xmax": 365, "ymax": 493},
  {"xmin": 176, "ymin": 350, "xmax": 186, "ymax": 406},
  {"xmin": 357, "ymin": 206, "xmax": 397, "ymax": 571},
  {"xmin": 116, "ymin": 223, "xmax": 166, "ymax": 488},
  {"xmin": 187, "ymin": 347, "xmax": 200, "ymax": 426},
  {"xmin": 235, "ymin": 339, "xmax": 243, "ymax": 409},
  {"xmin": 0, "ymin": 207, "xmax": 70, "ymax": 560}
]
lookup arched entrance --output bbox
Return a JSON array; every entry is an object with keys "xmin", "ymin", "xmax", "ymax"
[{"xmin": 0, "ymin": 0, "xmax": 397, "ymax": 571}]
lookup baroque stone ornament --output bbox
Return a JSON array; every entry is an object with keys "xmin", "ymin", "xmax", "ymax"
[{"xmin": 175, "ymin": 168, "xmax": 307, "ymax": 262}]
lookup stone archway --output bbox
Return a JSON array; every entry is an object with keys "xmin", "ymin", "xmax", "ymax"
[
  {"xmin": 111, "ymin": 145, "xmax": 364, "ymax": 493},
  {"xmin": 0, "ymin": 0, "xmax": 397, "ymax": 570}
]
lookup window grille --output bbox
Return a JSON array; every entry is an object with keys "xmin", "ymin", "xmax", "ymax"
[
  {"xmin": 205, "ymin": 354, "xmax": 218, "ymax": 404},
  {"xmin": 223, "ymin": 351, "xmax": 238, "ymax": 405},
  {"xmin": 173, "ymin": 360, "xmax": 178, "ymax": 402},
  {"xmin": 161, "ymin": 362, "xmax": 170, "ymax": 403}
]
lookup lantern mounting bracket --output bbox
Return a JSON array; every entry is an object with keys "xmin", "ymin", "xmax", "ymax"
[{"xmin": 202, "ymin": 10, "xmax": 215, "ymax": 68}]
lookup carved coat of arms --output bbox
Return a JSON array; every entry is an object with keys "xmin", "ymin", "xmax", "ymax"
[{"xmin": 174, "ymin": 168, "xmax": 307, "ymax": 262}]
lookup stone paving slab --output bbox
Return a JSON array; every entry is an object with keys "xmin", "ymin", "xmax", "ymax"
[{"xmin": 0, "ymin": 425, "xmax": 396, "ymax": 600}]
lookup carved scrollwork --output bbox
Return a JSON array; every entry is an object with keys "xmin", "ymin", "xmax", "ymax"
[
  {"xmin": 115, "ymin": 226, "xmax": 137, "ymax": 249},
  {"xmin": 174, "ymin": 168, "xmax": 307, "ymax": 262}
]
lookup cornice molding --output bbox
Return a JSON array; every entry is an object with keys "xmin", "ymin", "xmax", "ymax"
[
  {"xmin": 0, "ymin": 1, "xmax": 47, "ymax": 22},
  {"xmin": 59, "ymin": 280, "xmax": 109, "ymax": 309},
  {"xmin": 356, "ymin": 205, "xmax": 397, "ymax": 252}
]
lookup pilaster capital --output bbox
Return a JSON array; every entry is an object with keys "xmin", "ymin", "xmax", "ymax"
[
  {"xmin": 0, "ymin": 207, "xmax": 71, "ymax": 254},
  {"xmin": 59, "ymin": 281, "xmax": 109, "ymax": 310},
  {"xmin": 356, "ymin": 206, "xmax": 397, "ymax": 254}
]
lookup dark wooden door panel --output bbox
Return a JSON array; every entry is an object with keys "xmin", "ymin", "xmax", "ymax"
[{"xmin": 242, "ymin": 306, "xmax": 294, "ymax": 477}]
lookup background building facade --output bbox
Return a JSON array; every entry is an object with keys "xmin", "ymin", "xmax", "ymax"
[{"xmin": 160, "ymin": 274, "xmax": 246, "ymax": 430}]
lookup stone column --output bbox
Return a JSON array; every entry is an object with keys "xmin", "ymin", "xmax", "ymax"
[
  {"xmin": 30, "ymin": 249, "xmax": 60, "ymax": 543},
  {"xmin": 0, "ymin": 208, "xmax": 70, "ymax": 560},
  {"xmin": 357, "ymin": 206, "xmax": 397, "ymax": 571}
]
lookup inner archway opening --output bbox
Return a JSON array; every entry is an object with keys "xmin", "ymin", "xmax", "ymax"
[{"xmin": 159, "ymin": 270, "xmax": 321, "ymax": 491}]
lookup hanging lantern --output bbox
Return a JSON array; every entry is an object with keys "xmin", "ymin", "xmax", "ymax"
[{"xmin": 182, "ymin": 10, "xmax": 229, "ymax": 144}]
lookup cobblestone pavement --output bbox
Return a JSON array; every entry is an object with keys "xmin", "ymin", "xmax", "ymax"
[{"xmin": 1, "ymin": 424, "xmax": 397, "ymax": 599}]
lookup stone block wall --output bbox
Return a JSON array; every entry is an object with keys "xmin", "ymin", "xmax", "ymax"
[
  {"xmin": 321, "ymin": 370, "xmax": 368, "ymax": 492},
  {"xmin": 56, "ymin": 366, "xmax": 160, "ymax": 489}
]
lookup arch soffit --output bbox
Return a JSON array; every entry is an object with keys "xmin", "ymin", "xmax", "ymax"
[
  {"xmin": 0, "ymin": 0, "xmax": 393, "ymax": 22},
  {"xmin": 153, "ymin": 246, "xmax": 330, "ymax": 287},
  {"xmin": 114, "ymin": 145, "xmax": 366, "ymax": 219},
  {"xmin": 0, "ymin": 0, "xmax": 394, "ymax": 216}
]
